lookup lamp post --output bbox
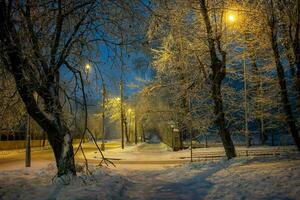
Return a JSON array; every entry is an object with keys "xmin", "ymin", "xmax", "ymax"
[
  {"xmin": 127, "ymin": 108, "xmax": 132, "ymax": 142},
  {"xmin": 101, "ymin": 84, "xmax": 106, "ymax": 151},
  {"xmin": 120, "ymin": 81, "xmax": 124, "ymax": 149},
  {"xmin": 188, "ymin": 96, "xmax": 192, "ymax": 163},
  {"xmin": 227, "ymin": 12, "xmax": 249, "ymax": 147},
  {"xmin": 84, "ymin": 63, "xmax": 91, "ymax": 143},
  {"xmin": 25, "ymin": 113, "xmax": 31, "ymax": 167},
  {"xmin": 25, "ymin": 92, "xmax": 39, "ymax": 167}
]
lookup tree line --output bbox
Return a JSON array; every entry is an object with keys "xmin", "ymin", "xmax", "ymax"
[{"xmin": 0, "ymin": 0, "xmax": 299, "ymax": 177}]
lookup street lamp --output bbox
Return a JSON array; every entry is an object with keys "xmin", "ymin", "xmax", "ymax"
[
  {"xmin": 85, "ymin": 64, "xmax": 91, "ymax": 73},
  {"xmin": 228, "ymin": 14, "xmax": 236, "ymax": 23},
  {"xmin": 85, "ymin": 64, "xmax": 91, "ymax": 84},
  {"xmin": 127, "ymin": 108, "xmax": 132, "ymax": 115},
  {"xmin": 226, "ymin": 10, "xmax": 250, "ymax": 147},
  {"xmin": 101, "ymin": 83, "xmax": 106, "ymax": 151},
  {"xmin": 120, "ymin": 80, "xmax": 124, "ymax": 149}
]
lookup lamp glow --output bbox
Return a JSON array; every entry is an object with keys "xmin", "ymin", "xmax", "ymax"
[
  {"xmin": 85, "ymin": 64, "xmax": 91, "ymax": 72},
  {"xmin": 228, "ymin": 14, "xmax": 236, "ymax": 23}
]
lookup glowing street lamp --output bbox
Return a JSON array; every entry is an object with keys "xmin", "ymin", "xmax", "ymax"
[
  {"xmin": 228, "ymin": 14, "xmax": 236, "ymax": 23},
  {"xmin": 127, "ymin": 108, "xmax": 132, "ymax": 114},
  {"xmin": 85, "ymin": 64, "xmax": 91, "ymax": 73}
]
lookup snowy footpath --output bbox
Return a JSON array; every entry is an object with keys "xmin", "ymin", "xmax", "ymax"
[
  {"xmin": 0, "ymin": 153, "xmax": 300, "ymax": 200},
  {"xmin": 121, "ymin": 155, "xmax": 300, "ymax": 200}
]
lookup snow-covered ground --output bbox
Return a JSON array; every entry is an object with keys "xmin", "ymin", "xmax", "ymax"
[
  {"xmin": 121, "ymin": 154, "xmax": 300, "ymax": 200},
  {"xmin": 86, "ymin": 142, "xmax": 297, "ymax": 163},
  {"xmin": 0, "ymin": 163, "xmax": 129, "ymax": 200},
  {"xmin": 0, "ymin": 152, "xmax": 299, "ymax": 200}
]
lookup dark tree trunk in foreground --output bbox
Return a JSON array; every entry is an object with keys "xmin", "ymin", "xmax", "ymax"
[
  {"xmin": 47, "ymin": 126, "xmax": 76, "ymax": 176},
  {"xmin": 9, "ymin": 49, "xmax": 76, "ymax": 176},
  {"xmin": 211, "ymin": 70, "xmax": 236, "ymax": 159},
  {"xmin": 199, "ymin": 0, "xmax": 236, "ymax": 159},
  {"xmin": 0, "ymin": 0, "xmax": 76, "ymax": 176},
  {"xmin": 293, "ymin": 0, "xmax": 300, "ymax": 116},
  {"xmin": 281, "ymin": 0, "xmax": 300, "ymax": 118},
  {"xmin": 5, "ymin": 41, "xmax": 76, "ymax": 176},
  {"xmin": 268, "ymin": 8, "xmax": 300, "ymax": 151}
]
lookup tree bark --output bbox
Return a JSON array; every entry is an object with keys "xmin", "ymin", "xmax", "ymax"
[
  {"xmin": 268, "ymin": 13, "xmax": 300, "ymax": 151},
  {"xmin": 47, "ymin": 127, "xmax": 76, "ymax": 176},
  {"xmin": 293, "ymin": 0, "xmax": 300, "ymax": 115},
  {"xmin": 0, "ymin": 2, "xmax": 76, "ymax": 175},
  {"xmin": 10, "ymin": 52, "xmax": 76, "ymax": 176},
  {"xmin": 212, "ymin": 75, "xmax": 236, "ymax": 158},
  {"xmin": 281, "ymin": 0, "xmax": 300, "ymax": 118},
  {"xmin": 199, "ymin": 0, "xmax": 236, "ymax": 159},
  {"xmin": 134, "ymin": 113, "xmax": 138, "ymax": 145},
  {"xmin": 124, "ymin": 119, "xmax": 130, "ymax": 143}
]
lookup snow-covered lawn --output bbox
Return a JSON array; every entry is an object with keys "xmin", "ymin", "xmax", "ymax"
[
  {"xmin": 119, "ymin": 154, "xmax": 300, "ymax": 200},
  {"xmin": 0, "ymin": 163, "xmax": 128, "ymax": 200},
  {"xmin": 0, "ymin": 153, "xmax": 299, "ymax": 200}
]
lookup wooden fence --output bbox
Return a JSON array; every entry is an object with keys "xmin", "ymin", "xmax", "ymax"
[
  {"xmin": 0, "ymin": 139, "xmax": 82, "ymax": 150},
  {"xmin": 189, "ymin": 146, "xmax": 298, "ymax": 161}
]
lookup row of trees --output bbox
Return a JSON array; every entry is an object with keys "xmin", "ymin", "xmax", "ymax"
[
  {"xmin": 135, "ymin": 0, "xmax": 300, "ymax": 158},
  {"xmin": 1, "ymin": 0, "xmax": 299, "ymax": 176}
]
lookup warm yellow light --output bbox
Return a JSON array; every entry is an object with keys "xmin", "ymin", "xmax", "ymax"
[
  {"xmin": 85, "ymin": 64, "xmax": 91, "ymax": 72},
  {"xmin": 228, "ymin": 14, "xmax": 236, "ymax": 23}
]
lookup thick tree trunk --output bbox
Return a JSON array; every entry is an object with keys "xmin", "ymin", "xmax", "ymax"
[
  {"xmin": 294, "ymin": 40, "xmax": 300, "ymax": 117},
  {"xmin": 293, "ymin": 0, "xmax": 300, "ymax": 116},
  {"xmin": 281, "ymin": 12, "xmax": 300, "ymax": 117},
  {"xmin": 0, "ymin": 15, "xmax": 76, "ymax": 176},
  {"xmin": 7, "ymin": 51, "xmax": 76, "ymax": 176},
  {"xmin": 212, "ymin": 78, "xmax": 236, "ymax": 159},
  {"xmin": 273, "ymin": 60, "xmax": 300, "ymax": 151},
  {"xmin": 199, "ymin": 0, "xmax": 236, "ymax": 159},
  {"xmin": 47, "ymin": 128, "xmax": 76, "ymax": 176},
  {"xmin": 270, "ymin": 23, "xmax": 300, "ymax": 151}
]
